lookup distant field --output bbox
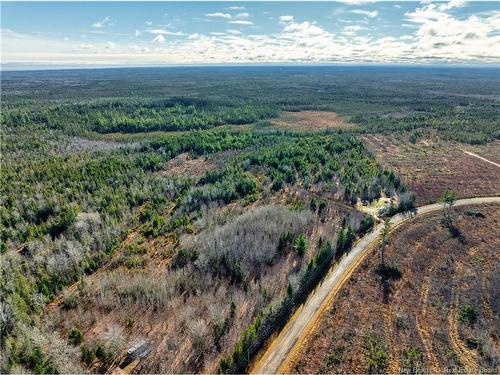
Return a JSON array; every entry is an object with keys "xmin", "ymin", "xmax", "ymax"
[
  {"xmin": 363, "ymin": 135, "xmax": 500, "ymax": 205},
  {"xmin": 271, "ymin": 111, "xmax": 356, "ymax": 132},
  {"xmin": 287, "ymin": 204, "xmax": 500, "ymax": 374}
]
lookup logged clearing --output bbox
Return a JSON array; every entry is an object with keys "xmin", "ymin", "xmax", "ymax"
[
  {"xmin": 286, "ymin": 204, "xmax": 500, "ymax": 374},
  {"xmin": 157, "ymin": 149, "xmax": 249, "ymax": 179},
  {"xmin": 363, "ymin": 135, "xmax": 500, "ymax": 205},
  {"xmin": 271, "ymin": 111, "xmax": 356, "ymax": 132},
  {"xmin": 157, "ymin": 153, "xmax": 216, "ymax": 178}
]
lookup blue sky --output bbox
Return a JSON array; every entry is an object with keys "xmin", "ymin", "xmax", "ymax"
[{"xmin": 1, "ymin": 1, "xmax": 499, "ymax": 68}]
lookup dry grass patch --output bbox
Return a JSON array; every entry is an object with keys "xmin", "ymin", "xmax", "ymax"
[
  {"xmin": 157, "ymin": 148, "xmax": 250, "ymax": 179},
  {"xmin": 272, "ymin": 111, "xmax": 356, "ymax": 132}
]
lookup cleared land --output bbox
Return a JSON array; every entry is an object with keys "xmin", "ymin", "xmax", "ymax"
[
  {"xmin": 271, "ymin": 111, "xmax": 356, "ymax": 132},
  {"xmin": 157, "ymin": 153, "xmax": 217, "ymax": 178},
  {"xmin": 363, "ymin": 135, "xmax": 500, "ymax": 205},
  {"xmin": 468, "ymin": 140, "xmax": 500, "ymax": 165},
  {"xmin": 286, "ymin": 204, "xmax": 500, "ymax": 374},
  {"xmin": 463, "ymin": 151, "xmax": 500, "ymax": 168}
]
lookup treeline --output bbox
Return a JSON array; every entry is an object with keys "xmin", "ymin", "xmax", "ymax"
[
  {"xmin": 351, "ymin": 102, "xmax": 500, "ymax": 144},
  {"xmin": 143, "ymin": 129, "xmax": 277, "ymax": 158},
  {"xmin": 1, "ymin": 98, "xmax": 279, "ymax": 134},
  {"xmin": 134, "ymin": 131, "xmax": 401, "ymax": 239},
  {"xmin": 245, "ymin": 134, "xmax": 404, "ymax": 203},
  {"xmin": 1, "ymin": 128, "xmax": 276, "ymax": 246},
  {"xmin": 163, "ymin": 133, "xmax": 404, "ymax": 230}
]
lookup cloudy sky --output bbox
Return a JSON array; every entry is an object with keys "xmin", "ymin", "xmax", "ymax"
[{"xmin": 1, "ymin": 1, "xmax": 499, "ymax": 68}]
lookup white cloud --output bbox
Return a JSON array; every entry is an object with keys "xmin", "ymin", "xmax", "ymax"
[
  {"xmin": 205, "ymin": 12, "xmax": 250, "ymax": 21},
  {"xmin": 226, "ymin": 6, "xmax": 245, "ymax": 11},
  {"xmin": 105, "ymin": 41, "xmax": 116, "ymax": 49},
  {"xmin": 350, "ymin": 9, "xmax": 379, "ymax": 18},
  {"xmin": 2, "ymin": 1, "xmax": 499, "ymax": 66},
  {"xmin": 152, "ymin": 35, "xmax": 166, "ymax": 43},
  {"xmin": 205, "ymin": 12, "xmax": 232, "ymax": 19},
  {"xmin": 402, "ymin": 23, "xmax": 419, "ymax": 28},
  {"xmin": 130, "ymin": 45, "xmax": 150, "ymax": 53},
  {"xmin": 145, "ymin": 21, "xmax": 153, "ymax": 26},
  {"xmin": 283, "ymin": 21, "xmax": 328, "ymax": 37},
  {"xmin": 228, "ymin": 20, "xmax": 254, "ymax": 26},
  {"xmin": 400, "ymin": 35, "xmax": 414, "ymax": 41},
  {"xmin": 419, "ymin": 0, "xmax": 464, "ymax": 8},
  {"xmin": 280, "ymin": 15, "xmax": 294, "ymax": 23},
  {"xmin": 235, "ymin": 13, "xmax": 250, "ymax": 19},
  {"xmin": 91, "ymin": 16, "xmax": 112, "ymax": 28},
  {"xmin": 146, "ymin": 29, "xmax": 184, "ymax": 36},
  {"xmin": 436, "ymin": 0, "xmax": 466, "ymax": 11},
  {"xmin": 404, "ymin": 1, "xmax": 500, "ymax": 61},
  {"xmin": 342, "ymin": 25, "xmax": 363, "ymax": 36},
  {"xmin": 135, "ymin": 30, "xmax": 141, "ymax": 37}
]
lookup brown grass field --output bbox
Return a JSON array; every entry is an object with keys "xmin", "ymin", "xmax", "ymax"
[
  {"xmin": 363, "ymin": 135, "xmax": 500, "ymax": 205},
  {"xmin": 271, "ymin": 111, "xmax": 356, "ymax": 132},
  {"xmin": 286, "ymin": 204, "xmax": 500, "ymax": 374}
]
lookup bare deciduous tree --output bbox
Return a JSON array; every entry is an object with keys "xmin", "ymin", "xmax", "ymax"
[{"xmin": 380, "ymin": 218, "xmax": 391, "ymax": 266}]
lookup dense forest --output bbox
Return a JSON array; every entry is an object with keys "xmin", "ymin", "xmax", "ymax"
[{"xmin": 1, "ymin": 66, "xmax": 499, "ymax": 374}]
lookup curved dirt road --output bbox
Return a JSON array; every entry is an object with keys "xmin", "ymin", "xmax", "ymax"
[{"xmin": 251, "ymin": 196, "xmax": 500, "ymax": 374}]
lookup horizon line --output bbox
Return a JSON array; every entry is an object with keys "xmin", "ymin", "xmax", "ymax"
[{"xmin": 3, "ymin": 61, "xmax": 500, "ymax": 73}]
